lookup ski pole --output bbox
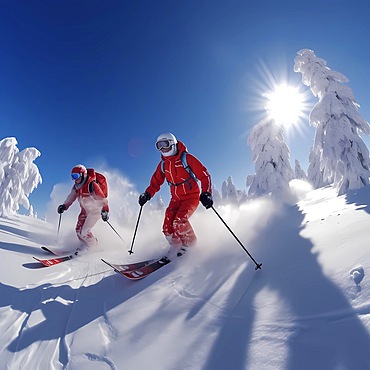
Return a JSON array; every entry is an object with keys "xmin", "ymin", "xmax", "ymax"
[
  {"xmin": 106, "ymin": 220, "xmax": 127, "ymax": 245},
  {"xmin": 128, "ymin": 205, "xmax": 143, "ymax": 255},
  {"xmin": 211, "ymin": 206, "xmax": 262, "ymax": 270},
  {"xmin": 56, "ymin": 213, "xmax": 62, "ymax": 242}
]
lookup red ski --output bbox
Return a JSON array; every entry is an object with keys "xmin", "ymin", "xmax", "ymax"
[
  {"xmin": 101, "ymin": 258, "xmax": 157, "ymax": 273},
  {"xmin": 33, "ymin": 255, "xmax": 73, "ymax": 267},
  {"xmin": 103, "ymin": 257, "xmax": 171, "ymax": 280}
]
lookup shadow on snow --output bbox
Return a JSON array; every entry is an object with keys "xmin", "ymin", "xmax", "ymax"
[{"xmin": 203, "ymin": 203, "xmax": 370, "ymax": 370}]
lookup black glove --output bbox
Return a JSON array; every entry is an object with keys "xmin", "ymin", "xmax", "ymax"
[
  {"xmin": 200, "ymin": 192, "xmax": 213, "ymax": 209},
  {"xmin": 138, "ymin": 191, "xmax": 151, "ymax": 206},
  {"xmin": 57, "ymin": 204, "xmax": 66, "ymax": 214},
  {"xmin": 101, "ymin": 210, "xmax": 109, "ymax": 222}
]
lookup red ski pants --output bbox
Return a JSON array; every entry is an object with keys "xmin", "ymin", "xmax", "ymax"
[
  {"xmin": 75, "ymin": 208, "xmax": 100, "ymax": 247},
  {"xmin": 162, "ymin": 196, "xmax": 199, "ymax": 247}
]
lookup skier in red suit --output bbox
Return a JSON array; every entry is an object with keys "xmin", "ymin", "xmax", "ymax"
[
  {"xmin": 57, "ymin": 164, "xmax": 109, "ymax": 250},
  {"xmin": 139, "ymin": 133, "xmax": 213, "ymax": 259}
]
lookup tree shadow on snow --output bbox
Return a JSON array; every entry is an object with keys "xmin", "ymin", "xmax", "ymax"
[
  {"xmin": 0, "ymin": 220, "xmax": 51, "ymax": 245},
  {"xmin": 0, "ymin": 241, "xmax": 37, "ymax": 256},
  {"xmin": 0, "ymin": 272, "xmax": 164, "ymax": 368},
  {"xmin": 203, "ymin": 203, "xmax": 370, "ymax": 370},
  {"xmin": 344, "ymin": 185, "xmax": 370, "ymax": 216},
  {"xmin": 201, "ymin": 261, "xmax": 260, "ymax": 370}
]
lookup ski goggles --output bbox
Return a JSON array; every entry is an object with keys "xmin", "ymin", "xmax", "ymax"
[
  {"xmin": 71, "ymin": 172, "xmax": 83, "ymax": 180},
  {"xmin": 156, "ymin": 140, "xmax": 172, "ymax": 150}
]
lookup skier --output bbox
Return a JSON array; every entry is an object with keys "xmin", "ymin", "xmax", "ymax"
[
  {"xmin": 138, "ymin": 133, "xmax": 213, "ymax": 259},
  {"xmin": 57, "ymin": 164, "xmax": 109, "ymax": 251}
]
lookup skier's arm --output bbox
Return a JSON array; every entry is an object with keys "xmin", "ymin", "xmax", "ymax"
[
  {"xmin": 145, "ymin": 162, "xmax": 166, "ymax": 198},
  {"xmin": 63, "ymin": 187, "xmax": 78, "ymax": 210},
  {"xmin": 187, "ymin": 154, "xmax": 212, "ymax": 194},
  {"xmin": 88, "ymin": 180, "xmax": 106, "ymax": 199},
  {"xmin": 87, "ymin": 173, "xmax": 110, "ymax": 212}
]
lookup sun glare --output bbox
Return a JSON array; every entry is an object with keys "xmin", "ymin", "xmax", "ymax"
[
  {"xmin": 246, "ymin": 60, "xmax": 313, "ymax": 138},
  {"xmin": 265, "ymin": 84, "xmax": 305, "ymax": 129}
]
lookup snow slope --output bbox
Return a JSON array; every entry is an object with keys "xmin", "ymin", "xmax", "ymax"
[{"xmin": 1, "ymin": 185, "xmax": 370, "ymax": 370}]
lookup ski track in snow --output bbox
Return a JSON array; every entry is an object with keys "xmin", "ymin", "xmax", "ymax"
[
  {"xmin": 171, "ymin": 260, "xmax": 259, "ymax": 319},
  {"xmin": 61, "ymin": 266, "xmax": 91, "ymax": 367},
  {"xmin": 3, "ymin": 251, "xmax": 118, "ymax": 369},
  {"xmin": 62, "ymin": 260, "xmax": 120, "ymax": 369}
]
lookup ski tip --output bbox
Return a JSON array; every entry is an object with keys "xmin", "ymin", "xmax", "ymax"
[
  {"xmin": 101, "ymin": 259, "xmax": 113, "ymax": 268},
  {"xmin": 23, "ymin": 261, "xmax": 46, "ymax": 269}
]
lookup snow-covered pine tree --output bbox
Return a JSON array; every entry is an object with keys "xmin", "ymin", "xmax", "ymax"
[
  {"xmin": 212, "ymin": 185, "xmax": 221, "ymax": 205},
  {"xmin": 156, "ymin": 195, "xmax": 165, "ymax": 211},
  {"xmin": 247, "ymin": 118, "xmax": 295, "ymax": 203},
  {"xmin": 294, "ymin": 49, "xmax": 370, "ymax": 195},
  {"xmin": 0, "ymin": 137, "xmax": 42, "ymax": 216},
  {"xmin": 294, "ymin": 159, "xmax": 308, "ymax": 181},
  {"xmin": 221, "ymin": 176, "xmax": 238, "ymax": 204}
]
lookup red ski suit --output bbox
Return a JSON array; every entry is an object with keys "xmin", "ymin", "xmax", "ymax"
[
  {"xmin": 145, "ymin": 141, "xmax": 212, "ymax": 247},
  {"xmin": 63, "ymin": 169, "xmax": 109, "ymax": 247}
]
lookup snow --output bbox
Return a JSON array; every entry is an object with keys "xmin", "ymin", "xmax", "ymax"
[{"xmin": 1, "ymin": 183, "xmax": 370, "ymax": 369}]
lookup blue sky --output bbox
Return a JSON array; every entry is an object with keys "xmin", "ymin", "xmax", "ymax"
[{"xmin": 1, "ymin": 0, "xmax": 370, "ymax": 216}]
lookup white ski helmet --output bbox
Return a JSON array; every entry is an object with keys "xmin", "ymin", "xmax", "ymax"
[{"xmin": 155, "ymin": 132, "xmax": 178, "ymax": 157}]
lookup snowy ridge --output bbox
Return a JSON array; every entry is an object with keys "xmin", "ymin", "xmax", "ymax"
[{"xmin": 1, "ymin": 185, "xmax": 370, "ymax": 369}]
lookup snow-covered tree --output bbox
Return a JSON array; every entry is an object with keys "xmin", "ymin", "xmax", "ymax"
[
  {"xmin": 156, "ymin": 195, "xmax": 165, "ymax": 211},
  {"xmin": 221, "ymin": 176, "xmax": 238, "ymax": 204},
  {"xmin": 294, "ymin": 49, "xmax": 370, "ymax": 195},
  {"xmin": 27, "ymin": 205, "xmax": 37, "ymax": 218},
  {"xmin": 294, "ymin": 159, "xmax": 308, "ymax": 181},
  {"xmin": 0, "ymin": 137, "xmax": 42, "ymax": 217},
  {"xmin": 247, "ymin": 119, "xmax": 294, "ymax": 203},
  {"xmin": 212, "ymin": 185, "xmax": 221, "ymax": 205}
]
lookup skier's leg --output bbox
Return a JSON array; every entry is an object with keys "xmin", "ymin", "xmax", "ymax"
[
  {"xmin": 75, "ymin": 209, "xmax": 87, "ymax": 246},
  {"xmin": 162, "ymin": 198, "xmax": 182, "ymax": 247},
  {"xmin": 164, "ymin": 198, "xmax": 198, "ymax": 260},
  {"xmin": 76, "ymin": 208, "xmax": 100, "ymax": 248},
  {"xmin": 173, "ymin": 197, "xmax": 199, "ymax": 247}
]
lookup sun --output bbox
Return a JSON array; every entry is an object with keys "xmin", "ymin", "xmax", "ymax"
[
  {"xmin": 265, "ymin": 84, "xmax": 305, "ymax": 129},
  {"xmin": 246, "ymin": 60, "xmax": 312, "ymax": 137}
]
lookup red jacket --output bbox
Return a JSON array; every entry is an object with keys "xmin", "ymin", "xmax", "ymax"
[
  {"xmin": 64, "ymin": 169, "xmax": 109, "ymax": 212},
  {"xmin": 145, "ymin": 141, "xmax": 212, "ymax": 201}
]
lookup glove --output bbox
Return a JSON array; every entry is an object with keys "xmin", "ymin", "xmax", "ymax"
[
  {"xmin": 138, "ymin": 191, "xmax": 151, "ymax": 206},
  {"xmin": 200, "ymin": 192, "xmax": 213, "ymax": 209},
  {"xmin": 101, "ymin": 210, "xmax": 109, "ymax": 222},
  {"xmin": 57, "ymin": 204, "xmax": 66, "ymax": 214}
]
